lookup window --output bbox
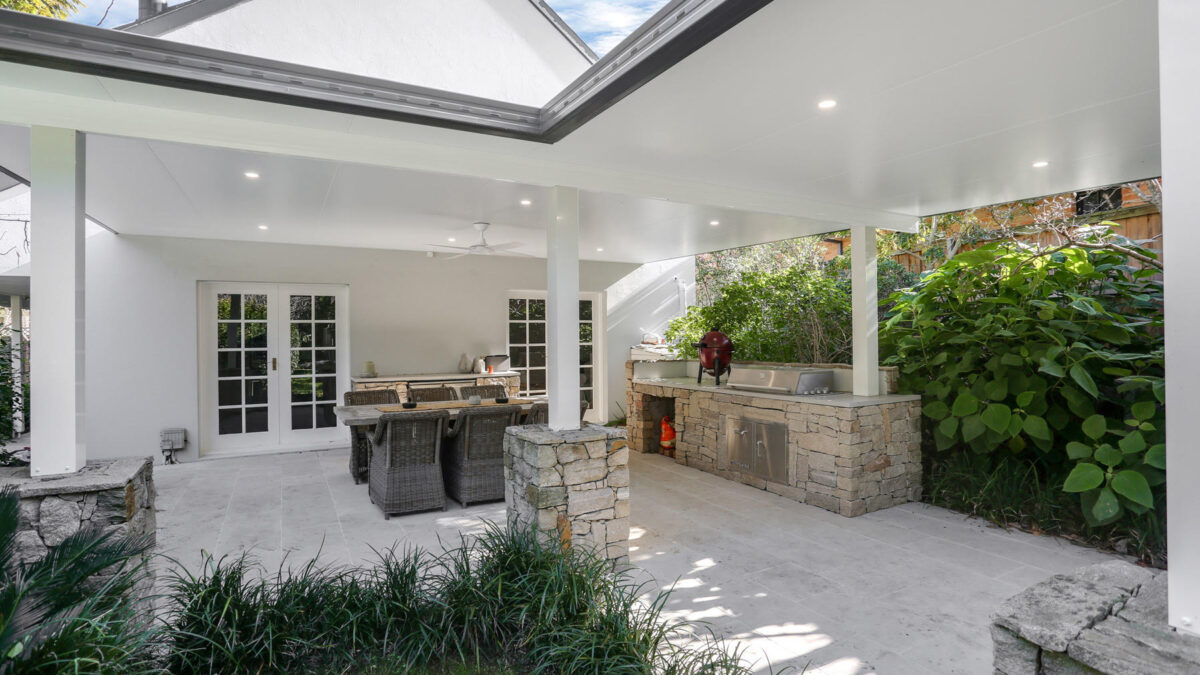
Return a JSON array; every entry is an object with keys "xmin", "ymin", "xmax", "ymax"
[
  {"xmin": 508, "ymin": 295, "xmax": 596, "ymax": 411},
  {"xmin": 1075, "ymin": 187, "xmax": 1123, "ymax": 216}
]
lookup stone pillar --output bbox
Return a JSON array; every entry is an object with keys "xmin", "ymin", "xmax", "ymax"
[{"xmin": 504, "ymin": 424, "xmax": 629, "ymax": 563}]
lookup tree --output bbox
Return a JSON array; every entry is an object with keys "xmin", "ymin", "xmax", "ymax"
[{"xmin": 0, "ymin": 0, "xmax": 84, "ymax": 19}]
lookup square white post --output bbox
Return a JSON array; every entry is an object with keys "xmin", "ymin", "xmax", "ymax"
[
  {"xmin": 1161, "ymin": 0, "xmax": 1200, "ymax": 637},
  {"xmin": 30, "ymin": 127, "xmax": 85, "ymax": 476},
  {"xmin": 546, "ymin": 186, "xmax": 581, "ymax": 431},
  {"xmin": 8, "ymin": 295, "xmax": 22, "ymax": 436},
  {"xmin": 851, "ymin": 225, "xmax": 879, "ymax": 397}
]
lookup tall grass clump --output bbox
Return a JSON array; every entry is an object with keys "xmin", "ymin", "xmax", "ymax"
[
  {"xmin": 0, "ymin": 487, "xmax": 158, "ymax": 673},
  {"xmin": 163, "ymin": 523, "xmax": 755, "ymax": 674}
]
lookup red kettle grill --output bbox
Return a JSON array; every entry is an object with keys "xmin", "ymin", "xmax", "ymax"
[{"xmin": 692, "ymin": 329, "xmax": 734, "ymax": 386}]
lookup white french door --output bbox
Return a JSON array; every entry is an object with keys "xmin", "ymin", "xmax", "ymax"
[{"xmin": 199, "ymin": 282, "xmax": 349, "ymax": 456}]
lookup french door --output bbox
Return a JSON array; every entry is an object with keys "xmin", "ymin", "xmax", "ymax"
[{"xmin": 199, "ymin": 282, "xmax": 349, "ymax": 456}]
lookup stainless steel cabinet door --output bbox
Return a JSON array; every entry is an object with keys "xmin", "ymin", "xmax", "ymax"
[
  {"xmin": 755, "ymin": 421, "xmax": 789, "ymax": 484},
  {"xmin": 725, "ymin": 417, "xmax": 754, "ymax": 474}
]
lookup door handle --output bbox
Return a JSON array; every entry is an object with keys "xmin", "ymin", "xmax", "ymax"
[{"xmin": 272, "ymin": 357, "xmax": 277, "ymax": 371}]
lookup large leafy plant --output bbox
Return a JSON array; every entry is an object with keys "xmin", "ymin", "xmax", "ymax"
[{"xmin": 882, "ymin": 228, "xmax": 1163, "ymax": 526}]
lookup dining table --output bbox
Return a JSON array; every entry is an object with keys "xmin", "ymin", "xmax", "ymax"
[{"xmin": 332, "ymin": 397, "xmax": 545, "ymax": 428}]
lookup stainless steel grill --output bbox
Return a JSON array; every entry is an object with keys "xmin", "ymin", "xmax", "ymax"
[{"xmin": 726, "ymin": 367, "xmax": 834, "ymax": 395}]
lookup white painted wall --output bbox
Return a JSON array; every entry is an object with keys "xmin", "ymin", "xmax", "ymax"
[
  {"xmin": 156, "ymin": 0, "xmax": 592, "ymax": 106},
  {"xmin": 84, "ymin": 233, "xmax": 639, "ymax": 462},
  {"xmin": 603, "ymin": 256, "xmax": 696, "ymax": 420}
]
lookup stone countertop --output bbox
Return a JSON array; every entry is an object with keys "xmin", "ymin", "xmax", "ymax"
[
  {"xmin": 0, "ymin": 457, "xmax": 153, "ymax": 498},
  {"xmin": 631, "ymin": 376, "xmax": 921, "ymax": 408},
  {"xmin": 351, "ymin": 371, "xmax": 519, "ymax": 383}
]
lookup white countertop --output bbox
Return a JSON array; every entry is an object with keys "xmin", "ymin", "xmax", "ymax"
[
  {"xmin": 351, "ymin": 371, "xmax": 519, "ymax": 383},
  {"xmin": 632, "ymin": 376, "xmax": 920, "ymax": 408}
]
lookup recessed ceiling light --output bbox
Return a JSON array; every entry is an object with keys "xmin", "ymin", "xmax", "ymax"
[
  {"xmin": 257, "ymin": 224, "xmax": 269, "ymax": 230},
  {"xmin": 520, "ymin": 199, "xmax": 532, "ymax": 206},
  {"xmin": 244, "ymin": 171, "xmax": 260, "ymax": 179},
  {"xmin": 709, "ymin": 220, "xmax": 720, "ymax": 226},
  {"xmin": 448, "ymin": 237, "xmax": 456, "ymax": 242},
  {"xmin": 1032, "ymin": 160, "xmax": 1050, "ymax": 168},
  {"xmin": 596, "ymin": 247, "xmax": 604, "ymax": 252},
  {"xmin": 817, "ymin": 99, "xmax": 837, "ymax": 110}
]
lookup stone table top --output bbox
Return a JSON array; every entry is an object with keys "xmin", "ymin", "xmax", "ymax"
[
  {"xmin": 0, "ymin": 457, "xmax": 153, "ymax": 497},
  {"xmin": 350, "ymin": 371, "xmax": 519, "ymax": 383},
  {"xmin": 334, "ymin": 397, "xmax": 545, "ymax": 426},
  {"xmin": 631, "ymin": 377, "xmax": 921, "ymax": 408}
]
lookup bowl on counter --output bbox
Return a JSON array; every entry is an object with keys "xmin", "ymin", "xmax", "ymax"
[
  {"xmin": 402, "ymin": 402, "xmax": 417, "ymax": 409},
  {"xmin": 495, "ymin": 397, "xmax": 509, "ymax": 404}
]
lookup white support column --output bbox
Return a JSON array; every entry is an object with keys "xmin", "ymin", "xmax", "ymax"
[
  {"xmin": 851, "ymin": 225, "xmax": 879, "ymax": 397},
  {"xmin": 1161, "ymin": 0, "xmax": 1200, "ymax": 637},
  {"xmin": 30, "ymin": 127, "xmax": 85, "ymax": 476},
  {"xmin": 8, "ymin": 295, "xmax": 22, "ymax": 436},
  {"xmin": 546, "ymin": 186, "xmax": 581, "ymax": 431}
]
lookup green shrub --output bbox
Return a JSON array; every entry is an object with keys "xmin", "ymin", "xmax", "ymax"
[
  {"xmin": 666, "ymin": 256, "xmax": 915, "ymax": 364},
  {"xmin": 164, "ymin": 524, "xmax": 756, "ymax": 674},
  {"xmin": 881, "ymin": 228, "xmax": 1164, "ymax": 528},
  {"xmin": 0, "ymin": 487, "xmax": 157, "ymax": 673}
]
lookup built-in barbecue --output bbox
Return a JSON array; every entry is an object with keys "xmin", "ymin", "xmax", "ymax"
[{"xmin": 725, "ymin": 366, "xmax": 834, "ymax": 396}]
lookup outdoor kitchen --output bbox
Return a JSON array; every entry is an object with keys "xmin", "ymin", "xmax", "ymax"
[{"xmin": 625, "ymin": 337, "xmax": 923, "ymax": 517}]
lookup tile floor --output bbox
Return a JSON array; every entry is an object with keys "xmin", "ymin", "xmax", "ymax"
[{"xmin": 153, "ymin": 448, "xmax": 1116, "ymax": 675}]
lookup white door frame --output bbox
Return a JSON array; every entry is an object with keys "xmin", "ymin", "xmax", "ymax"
[{"xmin": 197, "ymin": 282, "xmax": 350, "ymax": 457}]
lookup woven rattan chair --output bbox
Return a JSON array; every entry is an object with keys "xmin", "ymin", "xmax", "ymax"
[
  {"xmin": 459, "ymin": 384, "xmax": 508, "ymax": 400},
  {"xmin": 442, "ymin": 405, "xmax": 521, "ymax": 507},
  {"xmin": 407, "ymin": 386, "xmax": 458, "ymax": 403},
  {"xmin": 369, "ymin": 410, "xmax": 450, "ymax": 518},
  {"xmin": 522, "ymin": 400, "xmax": 589, "ymax": 425},
  {"xmin": 343, "ymin": 389, "xmax": 400, "ymax": 484}
]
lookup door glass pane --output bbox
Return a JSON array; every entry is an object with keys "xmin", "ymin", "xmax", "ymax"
[
  {"xmin": 529, "ymin": 368, "xmax": 546, "ymax": 391},
  {"xmin": 291, "ymin": 323, "xmax": 312, "ymax": 348},
  {"xmin": 580, "ymin": 366, "xmax": 593, "ymax": 388},
  {"xmin": 509, "ymin": 299, "xmax": 526, "ymax": 320},
  {"xmin": 315, "ymin": 404, "xmax": 337, "ymax": 428},
  {"xmin": 245, "ymin": 323, "xmax": 267, "ymax": 349},
  {"xmin": 315, "ymin": 350, "xmax": 337, "ymax": 374},
  {"xmin": 218, "ymin": 294, "xmax": 240, "ymax": 320},
  {"xmin": 528, "ymin": 299, "xmax": 545, "ymax": 321},
  {"xmin": 244, "ymin": 295, "xmax": 268, "ymax": 320},
  {"xmin": 218, "ymin": 380, "xmax": 242, "ymax": 406},
  {"xmin": 529, "ymin": 322, "xmax": 546, "ymax": 344},
  {"xmin": 291, "ymin": 377, "xmax": 313, "ymax": 402},
  {"xmin": 529, "ymin": 346, "xmax": 546, "ymax": 368},
  {"xmin": 290, "ymin": 295, "xmax": 312, "ymax": 320},
  {"xmin": 580, "ymin": 345, "xmax": 592, "ymax": 366},
  {"xmin": 291, "ymin": 351, "xmax": 312, "ymax": 375},
  {"xmin": 245, "ymin": 351, "xmax": 268, "ymax": 376},
  {"xmin": 245, "ymin": 379, "xmax": 268, "ymax": 405},
  {"xmin": 245, "ymin": 406, "xmax": 269, "ymax": 433},
  {"xmin": 218, "ymin": 409, "xmax": 242, "ymax": 435},
  {"xmin": 314, "ymin": 296, "xmax": 336, "ymax": 321},
  {"xmin": 315, "ymin": 377, "xmax": 336, "ymax": 401},
  {"xmin": 510, "ymin": 347, "xmax": 527, "ymax": 368},
  {"xmin": 508, "ymin": 323, "xmax": 526, "ymax": 345},
  {"xmin": 218, "ymin": 323, "xmax": 241, "ymax": 348},
  {"xmin": 579, "ymin": 323, "xmax": 592, "ymax": 343},
  {"xmin": 581, "ymin": 390, "xmax": 593, "ymax": 409},
  {"xmin": 218, "ymin": 353, "xmax": 241, "ymax": 378},
  {"xmin": 579, "ymin": 300, "xmax": 592, "ymax": 320},
  {"xmin": 314, "ymin": 323, "xmax": 335, "ymax": 348},
  {"xmin": 292, "ymin": 405, "xmax": 313, "ymax": 430}
]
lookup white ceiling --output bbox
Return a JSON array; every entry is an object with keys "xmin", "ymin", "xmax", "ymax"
[{"xmin": 0, "ymin": 0, "xmax": 1162, "ymax": 260}]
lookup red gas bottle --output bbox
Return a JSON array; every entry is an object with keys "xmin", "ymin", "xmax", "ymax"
[{"xmin": 659, "ymin": 416, "xmax": 676, "ymax": 458}]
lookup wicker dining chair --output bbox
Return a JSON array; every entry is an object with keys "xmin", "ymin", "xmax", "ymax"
[
  {"xmin": 369, "ymin": 410, "xmax": 450, "ymax": 518},
  {"xmin": 408, "ymin": 386, "xmax": 459, "ymax": 403},
  {"xmin": 459, "ymin": 384, "xmax": 508, "ymax": 400},
  {"xmin": 522, "ymin": 400, "xmax": 590, "ymax": 425},
  {"xmin": 442, "ymin": 405, "xmax": 522, "ymax": 507},
  {"xmin": 343, "ymin": 389, "xmax": 400, "ymax": 485}
]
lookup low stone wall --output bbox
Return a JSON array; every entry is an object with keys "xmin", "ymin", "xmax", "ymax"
[
  {"xmin": 993, "ymin": 561, "xmax": 1200, "ymax": 674},
  {"xmin": 1, "ymin": 457, "xmax": 157, "ymax": 597},
  {"xmin": 504, "ymin": 424, "xmax": 629, "ymax": 563}
]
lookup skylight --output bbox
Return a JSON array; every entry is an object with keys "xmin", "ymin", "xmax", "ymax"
[{"xmin": 545, "ymin": 0, "xmax": 671, "ymax": 56}]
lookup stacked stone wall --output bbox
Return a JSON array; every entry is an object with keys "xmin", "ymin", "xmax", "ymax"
[{"xmin": 504, "ymin": 425, "xmax": 629, "ymax": 563}]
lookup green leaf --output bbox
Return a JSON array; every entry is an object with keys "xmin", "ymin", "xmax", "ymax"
[
  {"xmin": 1015, "ymin": 391, "xmax": 1036, "ymax": 408},
  {"xmin": 984, "ymin": 378, "xmax": 1008, "ymax": 401},
  {"xmin": 980, "ymin": 404, "xmax": 1012, "ymax": 434},
  {"xmin": 961, "ymin": 415, "xmax": 986, "ymax": 442},
  {"xmin": 937, "ymin": 416, "xmax": 959, "ymax": 438},
  {"xmin": 1110, "ymin": 470, "xmax": 1154, "ymax": 508},
  {"xmin": 1038, "ymin": 359, "xmax": 1065, "ymax": 378},
  {"xmin": 951, "ymin": 392, "xmax": 980, "ymax": 417},
  {"xmin": 1022, "ymin": 415, "xmax": 1051, "ymax": 441},
  {"xmin": 1090, "ymin": 487, "xmax": 1122, "ymax": 523},
  {"xmin": 1066, "ymin": 441, "xmax": 1093, "ymax": 460},
  {"xmin": 1063, "ymin": 462, "xmax": 1105, "ymax": 492},
  {"xmin": 1069, "ymin": 364, "xmax": 1099, "ymax": 398},
  {"xmin": 1131, "ymin": 401, "xmax": 1157, "ymax": 421},
  {"xmin": 1000, "ymin": 353, "xmax": 1024, "ymax": 367},
  {"xmin": 1082, "ymin": 414, "xmax": 1108, "ymax": 441},
  {"xmin": 1094, "ymin": 444, "xmax": 1123, "ymax": 468},
  {"xmin": 923, "ymin": 400, "xmax": 950, "ymax": 421},
  {"xmin": 1144, "ymin": 444, "xmax": 1166, "ymax": 470},
  {"xmin": 1118, "ymin": 431, "xmax": 1146, "ymax": 455}
]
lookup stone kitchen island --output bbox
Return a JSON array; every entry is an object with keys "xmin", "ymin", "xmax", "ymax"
[{"xmin": 626, "ymin": 359, "xmax": 922, "ymax": 517}]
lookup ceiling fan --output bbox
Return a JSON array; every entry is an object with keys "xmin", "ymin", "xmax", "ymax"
[{"xmin": 431, "ymin": 222, "xmax": 531, "ymax": 259}]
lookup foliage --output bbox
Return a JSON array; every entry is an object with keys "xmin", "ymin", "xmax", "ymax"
[
  {"xmin": 0, "ymin": 487, "xmax": 158, "ymax": 673},
  {"xmin": 668, "ymin": 253, "xmax": 916, "ymax": 364},
  {"xmin": 696, "ymin": 236, "xmax": 834, "ymax": 306},
  {"xmin": 164, "ymin": 523, "xmax": 758, "ymax": 674},
  {"xmin": 0, "ymin": 332, "xmax": 19, "ymax": 443},
  {"xmin": 0, "ymin": 0, "xmax": 84, "ymax": 19},
  {"xmin": 882, "ymin": 227, "xmax": 1164, "ymax": 528}
]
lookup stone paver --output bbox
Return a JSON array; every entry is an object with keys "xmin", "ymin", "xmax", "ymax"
[{"xmin": 154, "ymin": 448, "xmax": 1116, "ymax": 675}]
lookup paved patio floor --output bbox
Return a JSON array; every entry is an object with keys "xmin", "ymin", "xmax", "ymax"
[{"xmin": 154, "ymin": 448, "xmax": 1116, "ymax": 675}]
